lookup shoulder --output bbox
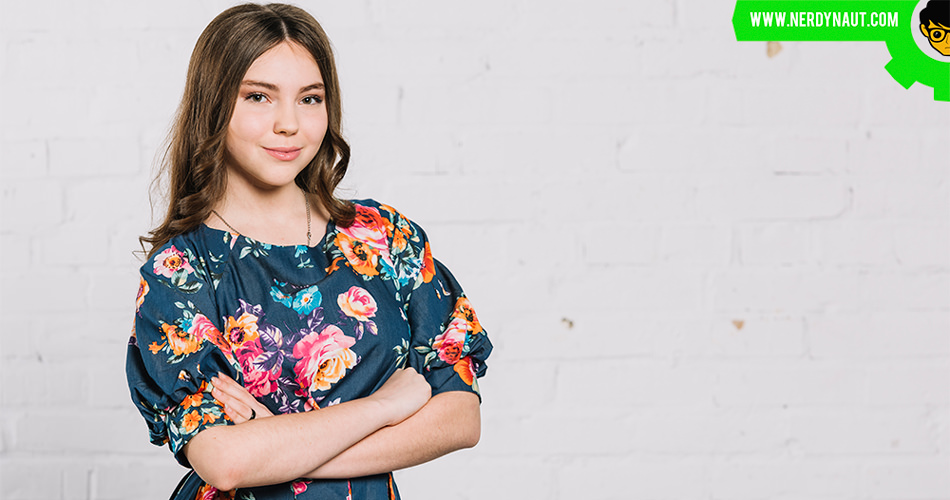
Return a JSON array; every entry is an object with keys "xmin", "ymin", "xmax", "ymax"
[
  {"xmin": 348, "ymin": 199, "xmax": 414, "ymax": 228},
  {"xmin": 328, "ymin": 199, "xmax": 434, "ymax": 291},
  {"xmin": 142, "ymin": 226, "xmax": 233, "ymax": 294},
  {"xmin": 345, "ymin": 199, "xmax": 428, "ymax": 252}
]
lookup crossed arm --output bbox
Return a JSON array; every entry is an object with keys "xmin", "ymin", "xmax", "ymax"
[{"xmin": 182, "ymin": 368, "xmax": 480, "ymax": 491}]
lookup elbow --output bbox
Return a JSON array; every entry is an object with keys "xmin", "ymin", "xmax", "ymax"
[
  {"xmin": 446, "ymin": 391, "xmax": 481, "ymax": 449},
  {"xmin": 460, "ymin": 404, "xmax": 481, "ymax": 449},
  {"xmin": 461, "ymin": 423, "xmax": 480, "ymax": 449},
  {"xmin": 184, "ymin": 428, "xmax": 243, "ymax": 491},
  {"xmin": 199, "ymin": 463, "xmax": 241, "ymax": 493}
]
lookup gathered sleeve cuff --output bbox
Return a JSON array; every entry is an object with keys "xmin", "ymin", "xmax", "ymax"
[
  {"xmin": 125, "ymin": 243, "xmax": 239, "ymax": 466},
  {"xmin": 399, "ymin": 222, "xmax": 492, "ymax": 401}
]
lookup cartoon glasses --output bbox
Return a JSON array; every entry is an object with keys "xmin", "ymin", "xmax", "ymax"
[{"xmin": 925, "ymin": 26, "xmax": 947, "ymax": 43}]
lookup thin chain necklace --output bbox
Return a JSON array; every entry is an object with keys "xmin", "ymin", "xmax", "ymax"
[{"xmin": 211, "ymin": 194, "xmax": 312, "ymax": 246}]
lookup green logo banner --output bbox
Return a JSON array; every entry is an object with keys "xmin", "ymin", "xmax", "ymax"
[{"xmin": 733, "ymin": 0, "xmax": 950, "ymax": 101}]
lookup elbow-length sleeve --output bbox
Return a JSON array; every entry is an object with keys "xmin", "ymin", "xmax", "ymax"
[
  {"xmin": 382, "ymin": 207, "xmax": 492, "ymax": 399},
  {"xmin": 126, "ymin": 243, "xmax": 238, "ymax": 466}
]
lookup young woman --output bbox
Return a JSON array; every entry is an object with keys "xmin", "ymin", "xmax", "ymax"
[{"xmin": 125, "ymin": 4, "xmax": 492, "ymax": 499}]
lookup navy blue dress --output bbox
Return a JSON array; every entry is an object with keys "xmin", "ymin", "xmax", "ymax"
[{"xmin": 126, "ymin": 199, "xmax": 492, "ymax": 500}]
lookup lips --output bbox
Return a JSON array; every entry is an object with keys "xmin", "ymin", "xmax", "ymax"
[{"xmin": 264, "ymin": 147, "xmax": 302, "ymax": 161}]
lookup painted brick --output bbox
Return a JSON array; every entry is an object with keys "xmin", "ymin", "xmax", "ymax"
[
  {"xmin": 807, "ymin": 312, "xmax": 950, "ymax": 359},
  {"xmin": 709, "ymin": 459, "xmax": 860, "ymax": 499},
  {"xmin": 737, "ymin": 222, "xmax": 814, "ymax": 266},
  {"xmin": 557, "ymin": 457, "xmax": 709, "ymax": 500},
  {"xmin": 814, "ymin": 220, "xmax": 897, "ymax": 266},
  {"xmin": 790, "ymin": 409, "xmax": 940, "ymax": 455},
  {"xmin": 713, "ymin": 362, "xmax": 868, "ymax": 408},
  {"xmin": 556, "ymin": 359, "xmax": 718, "ymax": 410},
  {"xmin": 862, "ymin": 460, "xmax": 950, "ymax": 499}
]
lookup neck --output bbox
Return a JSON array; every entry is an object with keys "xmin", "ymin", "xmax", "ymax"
[
  {"xmin": 207, "ymin": 176, "xmax": 327, "ymax": 246},
  {"xmin": 220, "ymin": 182, "xmax": 306, "ymax": 221}
]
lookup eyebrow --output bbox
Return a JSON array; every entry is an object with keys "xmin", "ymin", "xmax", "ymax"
[{"xmin": 241, "ymin": 80, "xmax": 325, "ymax": 93}]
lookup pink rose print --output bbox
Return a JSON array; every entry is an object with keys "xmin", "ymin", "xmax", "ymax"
[
  {"xmin": 152, "ymin": 245, "xmax": 195, "ymax": 278},
  {"xmin": 432, "ymin": 317, "xmax": 468, "ymax": 364},
  {"xmin": 337, "ymin": 286, "xmax": 378, "ymax": 322},
  {"xmin": 236, "ymin": 341, "xmax": 281, "ymax": 398},
  {"xmin": 292, "ymin": 480, "xmax": 309, "ymax": 494},
  {"xmin": 337, "ymin": 205, "xmax": 388, "ymax": 250},
  {"xmin": 293, "ymin": 325, "xmax": 358, "ymax": 392}
]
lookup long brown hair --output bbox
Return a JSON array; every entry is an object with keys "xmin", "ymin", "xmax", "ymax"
[{"xmin": 141, "ymin": 3, "xmax": 354, "ymax": 257}]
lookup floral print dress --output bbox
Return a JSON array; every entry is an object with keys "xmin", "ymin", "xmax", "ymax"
[{"xmin": 126, "ymin": 200, "xmax": 492, "ymax": 500}]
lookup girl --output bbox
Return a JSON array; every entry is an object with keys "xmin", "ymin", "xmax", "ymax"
[{"xmin": 126, "ymin": 4, "xmax": 492, "ymax": 499}]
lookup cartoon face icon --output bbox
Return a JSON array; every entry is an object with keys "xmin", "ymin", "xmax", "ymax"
[
  {"xmin": 919, "ymin": 0, "xmax": 950, "ymax": 56},
  {"xmin": 921, "ymin": 20, "xmax": 950, "ymax": 55}
]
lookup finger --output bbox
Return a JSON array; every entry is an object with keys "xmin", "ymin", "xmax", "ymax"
[
  {"xmin": 211, "ymin": 373, "xmax": 244, "ymax": 392},
  {"xmin": 211, "ymin": 374, "xmax": 275, "ymax": 421},
  {"xmin": 210, "ymin": 384, "xmax": 238, "ymax": 408},
  {"xmin": 211, "ymin": 375, "xmax": 256, "ymax": 405},
  {"xmin": 223, "ymin": 402, "xmax": 253, "ymax": 424}
]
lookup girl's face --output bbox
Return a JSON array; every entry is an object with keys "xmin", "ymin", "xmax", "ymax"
[{"xmin": 225, "ymin": 41, "xmax": 328, "ymax": 193}]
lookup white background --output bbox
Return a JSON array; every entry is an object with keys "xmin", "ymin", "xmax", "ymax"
[{"xmin": 1, "ymin": 0, "xmax": 948, "ymax": 499}]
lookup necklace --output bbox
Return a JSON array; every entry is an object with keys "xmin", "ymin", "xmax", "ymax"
[{"xmin": 211, "ymin": 194, "xmax": 312, "ymax": 246}]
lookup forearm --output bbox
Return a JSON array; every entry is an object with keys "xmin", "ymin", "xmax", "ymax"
[
  {"xmin": 305, "ymin": 391, "xmax": 481, "ymax": 479},
  {"xmin": 184, "ymin": 397, "xmax": 389, "ymax": 490}
]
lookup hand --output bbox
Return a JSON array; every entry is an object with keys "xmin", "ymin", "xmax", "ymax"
[
  {"xmin": 211, "ymin": 373, "xmax": 274, "ymax": 424},
  {"xmin": 368, "ymin": 367, "xmax": 431, "ymax": 426}
]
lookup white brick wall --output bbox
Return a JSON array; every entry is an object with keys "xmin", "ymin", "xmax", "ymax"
[{"xmin": 2, "ymin": 0, "xmax": 948, "ymax": 499}]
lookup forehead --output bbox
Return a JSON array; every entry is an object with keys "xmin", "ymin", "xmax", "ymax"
[
  {"xmin": 928, "ymin": 20, "xmax": 950, "ymax": 29},
  {"xmin": 244, "ymin": 42, "xmax": 323, "ymax": 83}
]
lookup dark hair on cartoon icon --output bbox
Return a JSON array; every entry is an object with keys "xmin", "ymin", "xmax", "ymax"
[{"xmin": 920, "ymin": 0, "xmax": 950, "ymax": 27}]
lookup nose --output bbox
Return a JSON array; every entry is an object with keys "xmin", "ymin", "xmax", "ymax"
[{"xmin": 273, "ymin": 101, "xmax": 298, "ymax": 136}]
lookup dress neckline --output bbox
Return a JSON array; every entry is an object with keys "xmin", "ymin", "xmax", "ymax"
[{"xmin": 200, "ymin": 218, "xmax": 336, "ymax": 250}]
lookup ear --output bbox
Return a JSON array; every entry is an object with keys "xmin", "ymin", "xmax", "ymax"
[{"xmin": 920, "ymin": 23, "xmax": 928, "ymax": 37}]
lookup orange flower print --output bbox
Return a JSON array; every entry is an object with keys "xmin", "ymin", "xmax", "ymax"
[
  {"xmin": 182, "ymin": 410, "xmax": 201, "ymax": 433},
  {"xmin": 390, "ymin": 223, "xmax": 408, "ymax": 254},
  {"xmin": 335, "ymin": 233, "xmax": 380, "ymax": 276},
  {"xmin": 148, "ymin": 341, "xmax": 166, "ymax": 354},
  {"xmin": 421, "ymin": 241, "xmax": 436, "ymax": 283},
  {"xmin": 191, "ymin": 314, "xmax": 233, "ymax": 361},
  {"xmin": 326, "ymin": 256, "xmax": 343, "ymax": 275},
  {"xmin": 454, "ymin": 356, "xmax": 476, "ymax": 387},
  {"xmin": 163, "ymin": 323, "xmax": 200, "ymax": 357},
  {"xmin": 181, "ymin": 393, "xmax": 203, "ymax": 409},
  {"xmin": 454, "ymin": 297, "xmax": 483, "ymax": 334},
  {"xmin": 135, "ymin": 277, "xmax": 149, "ymax": 313},
  {"xmin": 312, "ymin": 351, "xmax": 358, "ymax": 391},
  {"xmin": 224, "ymin": 312, "xmax": 260, "ymax": 348}
]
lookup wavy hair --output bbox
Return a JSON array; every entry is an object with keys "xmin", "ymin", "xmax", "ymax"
[{"xmin": 141, "ymin": 3, "xmax": 354, "ymax": 257}]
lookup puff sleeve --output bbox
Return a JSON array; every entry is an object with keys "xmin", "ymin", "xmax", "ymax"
[
  {"xmin": 125, "ymin": 242, "xmax": 238, "ymax": 466},
  {"xmin": 391, "ymin": 214, "xmax": 493, "ymax": 399}
]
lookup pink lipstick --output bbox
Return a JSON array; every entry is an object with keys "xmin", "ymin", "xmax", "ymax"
[{"xmin": 264, "ymin": 147, "xmax": 302, "ymax": 161}]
